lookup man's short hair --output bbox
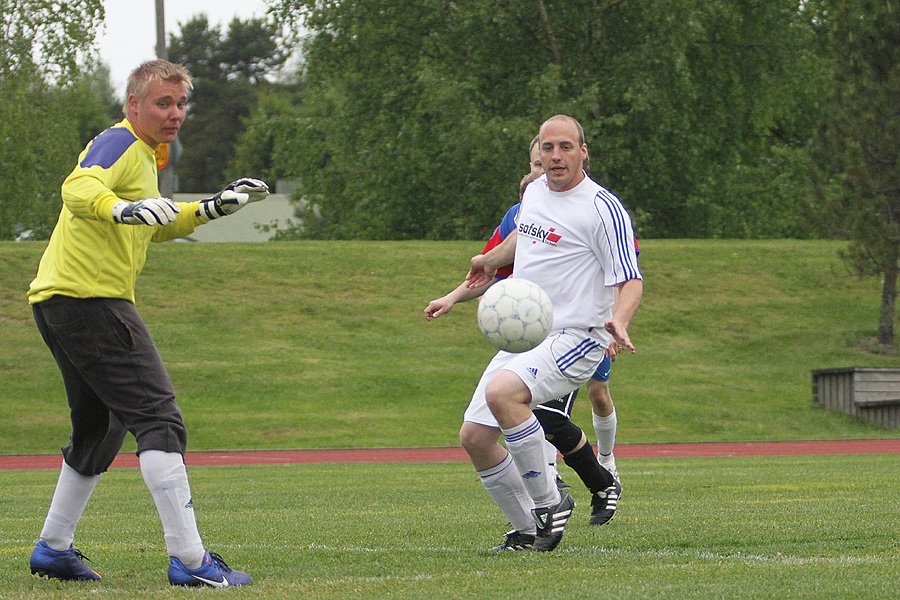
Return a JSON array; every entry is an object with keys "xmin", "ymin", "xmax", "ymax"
[
  {"xmin": 539, "ymin": 115, "xmax": 585, "ymax": 147},
  {"xmin": 123, "ymin": 60, "xmax": 193, "ymax": 116}
]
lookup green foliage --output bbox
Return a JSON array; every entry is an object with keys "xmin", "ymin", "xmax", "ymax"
[
  {"xmin": 0, "ymin": 0, "xmax": 111, "ymax": 241},
  {"xmin": 0, "ymin": 0, "xmax": 104, "ymax": 83},
  {"xmin": 0, "ymin": 78, "xmax": 76, "ymax": 240},
  {"xmin": 167, "ymin": 15, "xmax": 292, "ymax": 192},
  {"xmin": 0, "ymin": 67, "xmax": 123, "ymax": 241},
  {"xmin": 2, "ymin": 456, "xmax": 899, "ymax": 599},
  {"xmin": 228, "ymin": 84, "xmax": 307, "ymax": 183},
  {"xmin": 263, "ymin": 0, "xmax": 535, "ymax": 239},
  {"xmin": 813, "ymin": 0, "xmax": 900, "ymax": 344},
  {"xmin": 264, "ymin": 0, "xmax": 831, "ymax": 240},
  {"xmin": 57, "ymin": 64, "xmax": 123, "ymax": 147}
]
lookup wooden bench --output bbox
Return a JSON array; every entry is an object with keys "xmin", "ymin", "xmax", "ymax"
[{"xmin": 812, "ymin": 367, "xmax": 900, "ymax": 428}]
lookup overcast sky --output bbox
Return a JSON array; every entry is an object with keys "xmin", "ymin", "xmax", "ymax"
[{"xmin": 97, "ymin": 0, "xmax": 270, "ymax": 97}]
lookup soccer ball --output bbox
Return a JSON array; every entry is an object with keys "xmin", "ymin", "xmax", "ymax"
[{"xmin": 477, "ymin": 278, "xmax": 553, "ymax": 353}]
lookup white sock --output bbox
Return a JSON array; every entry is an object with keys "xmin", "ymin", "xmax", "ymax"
[
  {"xmin": 502, "ymin": 415, "xmax": 560, "ymax": 509},
  {"xmin": 544, "ymin": 439, "xmax": 559, "ymax": 478},
  {"xmin": 593, "ymin": 409, "xmax": 618, "ymax": 469},
  {"xmin": 39, "ymin": 461, "xmax": 102, "ymax": 551},
  {"xmin": 139, "ymin": 450, "xmax": 205, "ymax": 568},
  {"xmin": 477, "ymin": 453, "xmax": 536, "ymax": 534}
]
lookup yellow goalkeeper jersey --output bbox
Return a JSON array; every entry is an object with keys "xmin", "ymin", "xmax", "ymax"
[{"xmin": 28, "ymin": 119, "xmax": 206, "ymax": 304}]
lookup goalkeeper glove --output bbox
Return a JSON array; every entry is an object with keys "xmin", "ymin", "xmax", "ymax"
[
  {"xmin": 225, "ymin": 177, "xmax": 269, "ymax": 201},
  {"xmin": 196, "ymin": 177, "xmax": 270, "ymax": 220},
  {"xmin": 112, "ymin": 198, "xmax": 180, "ymax": 226}
]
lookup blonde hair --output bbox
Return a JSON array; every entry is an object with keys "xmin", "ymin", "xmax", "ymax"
[{"xmin": 123, "ymin": 59, "xmax": 193, "ymax": 116}]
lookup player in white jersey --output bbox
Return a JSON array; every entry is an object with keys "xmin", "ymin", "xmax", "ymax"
[
  {"xmin": 428, "ymin": 138, "xmax": 628, "ymax": 533},
  {"xmin": 462, "ymin": 115, "xmax": 642, "ymax": 551}
]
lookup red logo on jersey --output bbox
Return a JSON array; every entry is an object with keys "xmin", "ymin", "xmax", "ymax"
[{"xmin": 519, "ymin": 222, "xmax": 563, "ymax": 246}]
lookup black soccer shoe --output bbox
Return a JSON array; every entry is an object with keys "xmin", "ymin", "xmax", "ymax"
[
  {"xmin": 555, "ymin": 474, "xmax": 572, "ymax": 490},
  {"xmin": 490, "ymin": 530, "xmax": 536, "ymax": 551},
  {"xmin": 531, "ymin": 491, "xmax": 575, "ymax": 552},
  {"xmin": 589, "ymin": 478, "xmax": 622, "ymax": 526}
]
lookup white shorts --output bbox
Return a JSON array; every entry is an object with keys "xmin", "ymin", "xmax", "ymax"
[{"xmin": 463, "ymin": 327, "xmax": 607, "ymax": 427}]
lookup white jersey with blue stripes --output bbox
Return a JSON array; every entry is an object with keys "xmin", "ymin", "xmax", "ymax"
[{"xmin": 514, "ymin": 173, "xmax": 641, "ymax": 338}]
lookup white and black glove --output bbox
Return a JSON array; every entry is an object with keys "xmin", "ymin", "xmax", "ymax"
[
  {"xmin": 196, "ymin": 177, "xmax": 269, "ymax": 220},
  {"xmin": 225, "ymin": 177, "xmax": 269, "ymax": 202},
  {"xmin": 112, "ymin": 198, "xmax": 180, "ymax": 226}
]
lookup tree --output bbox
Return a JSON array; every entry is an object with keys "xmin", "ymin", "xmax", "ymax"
[
  {"xmin": 61, "ymin": 63, "xmax": 123, "ymax": 148},
  {"xmin": 0, "ymin": 0, "xmax": 103, "ymax": 83},
  {"xmin": 813, "ymin": 0, "xmax": 900, "ymax": 347},
  {"xmin": 266, "ymin": 0, "xmax": 572, "ymax": 239},
  {"xmin": 167, "ymin": 15, "xmax": 291, "ymax": 192},
  {"xmin": 267, "ymin": 0, "xmax": 830, "ymax": 240},
  {"xmin": 228, "ymin": 83, "xmax": 306, "ymax": 184},
  {"xmin": 0, "ymin": 0, "xmax": 106, "ymax": 240}
]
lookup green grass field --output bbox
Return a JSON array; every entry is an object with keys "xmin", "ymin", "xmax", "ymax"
[
  {"xmin": 1, "ymin": 239, "xmax": 899, "ymax": 454},
  {"xmin": 1, "ymin": 239, "xmax": 899, "ymax": 598},
  {"xmin": 1, "ymin": 455, "xmax": 898, "ymax": 599}
]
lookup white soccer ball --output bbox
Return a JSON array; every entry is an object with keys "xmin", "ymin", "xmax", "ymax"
[{"xmin": 477, "ymin": 278, "xmax": 553, "ymax": 353}]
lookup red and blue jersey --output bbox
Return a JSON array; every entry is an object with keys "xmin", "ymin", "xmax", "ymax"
[{"xmin": 481, "ymin": 203, "xmax": 520, "ymax": 279}]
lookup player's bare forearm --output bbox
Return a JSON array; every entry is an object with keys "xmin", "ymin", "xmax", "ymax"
[
  {"xmin": 605, "ymin": 278, "xmax": 643, "ymax": 353},
  {"xmin": 459, "ymin": 278, "xmax": 497, "ymax": 302},
  {"xmin": 466, "ymin": 231, "xmax": 516, "ymax": 288},
  {"xmin": 425, "ymin": 279, "xmax": 495, "ymax": 321},
  {"xmin": 612, "ymin": 278, "xmax": 642, "ymax": 328}
]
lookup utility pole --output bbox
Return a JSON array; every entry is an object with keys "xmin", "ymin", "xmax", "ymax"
[
  {"xmin": 155, "ymin": 0, "xmax": 180, "ymax": 198},
  {"xmin": 155, "ymin": 0, "xmax": 167, "ymax": 60}
]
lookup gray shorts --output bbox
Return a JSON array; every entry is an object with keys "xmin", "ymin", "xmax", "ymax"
[{"xmin": 33, "ymin": 296, "xmax": 187, "ymax": 475}]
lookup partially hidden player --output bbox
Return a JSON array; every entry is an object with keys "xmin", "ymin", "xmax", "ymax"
[
  {"xmin": 461, "ymin": 115, "xmax": 642, "ymax": 551},
  {"xmin": 27, "ymin": 59, "xmax": 268, "ymax": 587}
]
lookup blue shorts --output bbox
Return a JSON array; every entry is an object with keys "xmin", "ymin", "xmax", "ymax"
[{"xmin": 591, "ymin": 355, "xmax": 611, "ymax": 382}]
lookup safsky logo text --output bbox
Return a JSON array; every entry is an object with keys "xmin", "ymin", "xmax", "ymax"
[{"xmin": 519, "ymin": 222, "xmax": 562, "ymax": 246}]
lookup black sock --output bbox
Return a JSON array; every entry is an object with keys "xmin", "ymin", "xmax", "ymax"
[{"xmin": 562, "ymin": 443, "xmax": 613, "ymax": 494}]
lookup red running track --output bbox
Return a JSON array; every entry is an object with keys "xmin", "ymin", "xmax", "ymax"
[{"xmin": 2, "ymin": 439, "xmax": 900, "ymax": 471}]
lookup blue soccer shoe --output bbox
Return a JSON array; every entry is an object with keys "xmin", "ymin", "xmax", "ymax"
[
  {"xmin": 30, "ymin": 540, "xmax": 102, "ymax": 581},
  {"xmin": 168, "ymin": 550, "xmax": 252, "ymax": 587}
]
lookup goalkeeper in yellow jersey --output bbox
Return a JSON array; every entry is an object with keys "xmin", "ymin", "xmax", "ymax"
[{"xmin": 27, "ymin": 59, "xmax": 267, "ymax": 588}]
